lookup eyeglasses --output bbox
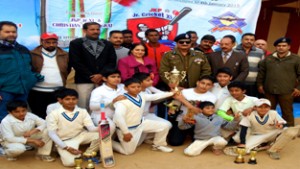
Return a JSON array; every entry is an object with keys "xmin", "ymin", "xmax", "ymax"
[{"xmin": 178, "ymin": 41, "xmax": 191, "ymax": 44}]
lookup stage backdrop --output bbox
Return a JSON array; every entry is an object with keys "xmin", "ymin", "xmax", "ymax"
[
  {"xmin": 0, "ymin": 0, "xmax": 40, "ymax": 50},
  {"xmin": 45, "ymin": 0, "xmax": 261, "ymax": 49}
]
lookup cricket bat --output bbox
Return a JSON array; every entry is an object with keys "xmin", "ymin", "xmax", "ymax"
[
  {"xmin": 98, "ymin": 103, "xmax": 115, "ymax": 168},
  {"xmin": 169, "ymin": 7, "xmax": 192, "ymax": 25}
]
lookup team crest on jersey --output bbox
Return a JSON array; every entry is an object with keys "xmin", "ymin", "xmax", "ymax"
[{"xmin": 209, "ymin": 11, "xmax": 246, "ymax": 34}]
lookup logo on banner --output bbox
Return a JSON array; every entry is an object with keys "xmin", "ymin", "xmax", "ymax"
[
  {"xmin": 209, "ymin": 11, "xmax": 246, "ymax": 34},
  {"xmin": 127, "ymin": 7, "xmax": 192, "ymax": 43}
]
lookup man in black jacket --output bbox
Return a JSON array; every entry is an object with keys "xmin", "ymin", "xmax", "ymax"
[{"xmin": 69, "ymin": 22, "xmax": 117, "ymax": 110}]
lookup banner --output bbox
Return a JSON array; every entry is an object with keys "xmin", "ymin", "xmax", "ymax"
[
  {"xmin": 46, "ymin": 0, "xmax": 261, "ymax": 49},
  {"xmin": 0, "ymin": 0, "xmax": 40, "ymax": 50}
]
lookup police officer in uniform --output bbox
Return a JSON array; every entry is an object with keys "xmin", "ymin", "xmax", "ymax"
[{"xmin": 159, "ymin": 33, "xmax": 211, "ymax": 89}]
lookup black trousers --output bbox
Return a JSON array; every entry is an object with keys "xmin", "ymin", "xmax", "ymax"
[
  {"xmin": 27, "ymin": 90, "xmax": 57, "ymax": 119},
  {"xmin": 167, "ymin": 115, "xmax": 194, "ymax": 146}
]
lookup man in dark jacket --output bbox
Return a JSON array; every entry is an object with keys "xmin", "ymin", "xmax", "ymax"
[
  {"xmin": 0, "ymin": 21, "xmax": 42, "ymax": 122},
  {"xmin": 69, "ymin": 22, "xmax": 117, "ymax": 110},
  {"xmin": 257, "ymin": 37, "xmax": 300, "ymax": 126}
]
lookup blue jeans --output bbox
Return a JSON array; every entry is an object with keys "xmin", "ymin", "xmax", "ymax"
[{"xmin": 0, "ymin": 91, "xmax": 28, "ymax": 122}]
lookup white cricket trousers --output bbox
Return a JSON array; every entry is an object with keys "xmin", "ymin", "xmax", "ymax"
[
  {"xmin": 113, "ymin": 118, "xmax": 169, "ymax": 155},
  {"xmin": 3, "ymin": 130, "xmax": 52, "ymax": 157},
  {"xmin": 240, "ymin": 127, "xmax": 300, "ymax": 153},
  {"xmin": 56, "ymin": 131, "xmax": 99, "ymax": 167},
  {"xmin": 138, "ymin": 113, "xmax": 172, "ymax": 145},
  {"xmin": 184, "ymin": 136, "xmax": 227, "ymax": 156},
  {"xmin": 76, "ymin": 84, "xmax": 95, "ymax": 111}
]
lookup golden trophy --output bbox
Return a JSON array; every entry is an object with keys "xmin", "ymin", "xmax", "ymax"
[
  {"xmin": 248, "ymin": 150, "xmax": 257, "ymax": 164},
  {"xmin": 234, "ymin": 147, "xmax": 246, "ymax": 164},
  {"xmin": 74, "ymin": 157, "xmax": 83, "ymax": 169},
  {"xmin": 164, "ymin": 66, "xmax": 186, "ymax": 92},
  {"xmin": 85, "ymin": 159, "xmax": 95, "ymax": 169}
]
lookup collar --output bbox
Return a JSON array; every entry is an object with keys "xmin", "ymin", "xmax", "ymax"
[
  {"xmin": 236, "ymin": 44, "xmax": 257, "ymax": 51},
  {"xmin": 42, "ymin": 48, "xmax": 57, "ymax": 58},
  {"xmin": 8, "ymin": 113, "xmax": 27, "ymax": 122},
  {"xmin": 146, "ymin": 42, "xmax": 161, "ymax": 48},
  {"xmin": 0, "ymin": 40, "xmax": 17, "ymax": 48},
  {"xmin": 213, "ymin": 83, "xmax": 227, "ymax": 89},
  {"xmin": 272, "ymin": 51, "xmax": 291, "ymax": 58},
  {"xmin": 103, "ymin": 83, "xmax": 122, "ymax": 92},
  {"xmin": 222, "ymin": 50, "xmax": 233, "ymax": 56},
  {"xmin": 232, "ymin": 95, "xmax": 248, "ymax": 103}
]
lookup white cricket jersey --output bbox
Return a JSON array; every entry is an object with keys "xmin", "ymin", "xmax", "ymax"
[
  {"xmin": 240, "ymin": 110, "xmax": 286, "ymax": 135},
  {"xmin": 1, "ymin": 113, "xmax": 46, "ymax": 144},
  {"xmin": 46, "ymin": 106, "xmax": 94, "ymax": 141}
]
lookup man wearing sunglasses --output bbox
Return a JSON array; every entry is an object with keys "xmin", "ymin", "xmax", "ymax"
[{"xmin": 159, "ymin": 33, "xmax": 211, "ymax": 89}]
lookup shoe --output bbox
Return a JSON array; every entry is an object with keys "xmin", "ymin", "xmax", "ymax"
[
  {"xmin": 25, "ymin": 145, "xmax": 34, "ymax": 151},
  {"xmin": 223, "ymin": 146, "xmax": 238, "ymax": 156},
  {"xmin": 267, "ymin": 151, "xmax": 280, "ymax": 160},
  {"xmin": 144, "ymin": 139, "xmax": 153, "ymax": 145},
  {"xmin": 36, "ymin": 155, "xmax": 55, "ymax": 162},
  {"xmin": 212, "ymin": 148, "xmax": 223, "ymax": 155},
  {"xmin": 6, "ymin": 156, "xmax": 17, "ymax": 161},
  {"xmin": 253, "ymin": 144, "xmax": 271, "ymax": 152},
  {"xmin": 152, "ymin": 145, "xmax": 173, "ymax": 153}
]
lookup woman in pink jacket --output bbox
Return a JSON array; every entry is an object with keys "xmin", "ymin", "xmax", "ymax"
[{"xmin": 117, "ymin": 43, "xmax": 159, "ymax": 86}]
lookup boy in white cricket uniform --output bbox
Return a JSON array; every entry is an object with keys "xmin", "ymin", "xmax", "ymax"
[
  {"xmin": 89, "ymin": 69, "xmax": 126, "ymax": 133},
  {"xmin": 211, "ymin": 67, "xmax": 232, "ymax": 110},
  {"xmin": 238, "ymin": 98, "xmax": 300, "ymax": 159},
  {"xmin": 170, "ymin": 75, "xmax": 217, "ymax": 146},
  {"xmin": 1, "ymin": 101, "xmax": 54, "ymax": 161},
  {"xmin": 113, "ymin": 78, "xmax": 173, "ymax": 155},
  {"xmin": 46, "ymin": 88, "xmax": 99, "ymax": 167},
  {"xmin": 133, "ymin": 73, "xmax": 174, "ymax": 144},
  {"xmin": 179, "ymin": 101, "xmax": 239, "ymax": 156}
]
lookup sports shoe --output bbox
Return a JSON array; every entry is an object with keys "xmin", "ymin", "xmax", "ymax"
[
  {"xmin": 25, "ymin": 145, "xmax": 34, "ymax": 151},
  {"xmin": 6, "ymin": 156, "xmax": 17, "ymax": 161},
  {"xmin": 212, "ymin": 148, "xmax": 223, "ymax": 155},
  {"xmin": 152, "ymin": 145, "xmax": 173, "ymax": 153},
  {"xmin": 267, "ymin": 151, "xmax": 280, "ymax": 160},
  {"xmin": 223, "ymin": 146, "xmax": 238, "ymax": 156},
  {"xmin": 35, "ymin": 155, "xmax": 55, "ymax": 162}
]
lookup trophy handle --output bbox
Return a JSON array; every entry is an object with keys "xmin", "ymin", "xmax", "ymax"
[
  {"xmin": 180, "ymin": 71, "xmax": 186, "ymax": 81},
  {"xmin": 164, "ymin": 72, "xmax": 171, "ymax": 80}
]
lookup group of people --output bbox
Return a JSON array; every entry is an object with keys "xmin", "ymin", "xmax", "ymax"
[{"xmin": 0, "ymin": 20, "xmax": 300, "ymax": 167}]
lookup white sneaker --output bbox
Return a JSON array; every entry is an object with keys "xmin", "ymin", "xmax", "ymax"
[
  {"xmin": 6, "ymin": 156, "xmax": 17, "ymax": 161},
  {"xmin": 152, "ymin": 145, "xmax": 173, "ymax": 153}
]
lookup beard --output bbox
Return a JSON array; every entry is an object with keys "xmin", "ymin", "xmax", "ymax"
[{"xmin": 44, "ymin": 47, "xmax": 56, "ymax": 52}]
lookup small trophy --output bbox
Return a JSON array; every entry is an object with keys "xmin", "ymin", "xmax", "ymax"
[
  {"xmin": 85, "ymin": 159, "xmax": 95, "ymax": 169},
  {"xmin": 74, "ymin": 157, "xmax": 83, "ymax": 169},
  {"xmin": 83, "ymin": 151, "xmax": 99, "ymax": 164},
  {"xmin": 234, "ymin": 147, "xmax": 246, "ymax": 164},
  {"xmin": 164, "ymin": 66, "xmax": 186, "ymax": 92},
  {"xmin": 248, "ymin": 150, "xmax": 257, "ymax": 164}
]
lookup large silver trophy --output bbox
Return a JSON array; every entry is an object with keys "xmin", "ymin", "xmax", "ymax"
[
  {"xmin": 164, "ymin": 66, "xmax": 186, "ymax": 92},
  {"xmin": 164, "ymin": 66, "xmax": 186, "ymax": 117}
]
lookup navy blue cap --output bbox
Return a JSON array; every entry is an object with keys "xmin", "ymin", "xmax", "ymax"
[
  {"xmin": 174, "ymin": 33, "xmax": 191, "ymax": 42},
  {"xmin": 273, "ymin": 37, "xmax": 291, "ymax": 46}
]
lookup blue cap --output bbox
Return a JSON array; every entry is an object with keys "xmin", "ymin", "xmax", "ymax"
[
  {"xmin": 174, "ymin": 33, "xmax": 191, "ymax": 42},
  {"xmin": 273, "ymin": 37, "xmax": 291, "ymax": 46}
]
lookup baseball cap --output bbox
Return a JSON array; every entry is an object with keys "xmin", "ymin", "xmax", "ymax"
[
  {"xmin": 41, "ymin": 33, "xmax": 58, "ymax": 40},
  {"xmin": 255, "ymin": 98, "xmax": 271, "ymax": 107}
]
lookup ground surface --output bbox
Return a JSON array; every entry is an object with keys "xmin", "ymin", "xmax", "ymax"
[{"xmin": 1, "ymin": 119, "xmax": 299, "ymax": 169}]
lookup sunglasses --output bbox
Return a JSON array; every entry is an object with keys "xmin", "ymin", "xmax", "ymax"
[{"xmin": 178, "ymin": 40, "xmax": 191, "ymax": 44}]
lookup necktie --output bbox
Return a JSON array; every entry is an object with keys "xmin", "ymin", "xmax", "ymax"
[{"xmin": 223, "ymin": 53, "xmax": 228, "ymax": 63}]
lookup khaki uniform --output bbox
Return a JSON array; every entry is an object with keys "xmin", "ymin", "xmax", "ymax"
[{"xmin": 159, "ymin": 48, "xmax": 211, "ymax": 88}]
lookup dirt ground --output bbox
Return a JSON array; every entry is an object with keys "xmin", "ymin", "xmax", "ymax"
[{"xmin": 1, "ymin": 119, "xmax": 299, "ymax": 169}]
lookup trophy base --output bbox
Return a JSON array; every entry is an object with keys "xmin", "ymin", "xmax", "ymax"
[
  {"xmin": 248, "ymin": 159, "xmax": 257, "ymax": 165},
  {"xmin": 234, "ymin": 159, "xmax": 245, "ymax": 164}
]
